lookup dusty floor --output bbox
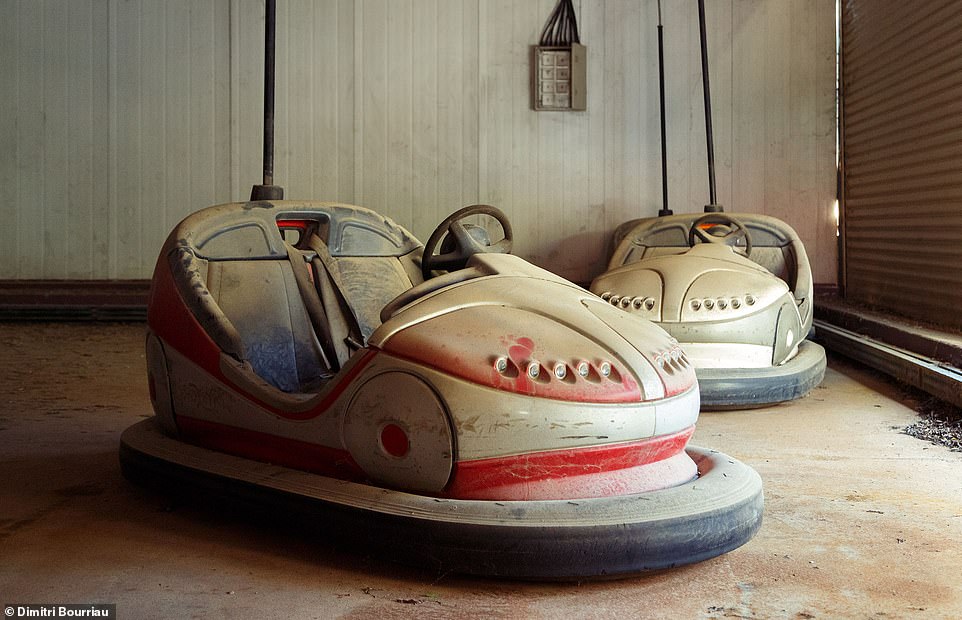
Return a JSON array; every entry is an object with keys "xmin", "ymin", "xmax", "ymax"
[{"xmin": 1, "ymin": 323, "xmax": 961, "ymax": 619}]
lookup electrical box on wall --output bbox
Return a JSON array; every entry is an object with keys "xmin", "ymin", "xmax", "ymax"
[{"xmin": 533, "ymin": 44, "xmax": 586, "ymax": 111}]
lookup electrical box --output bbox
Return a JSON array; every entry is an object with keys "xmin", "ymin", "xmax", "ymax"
[{"xmin": 533, "ymin": 44, "xmax": 586, "ymax": 111}]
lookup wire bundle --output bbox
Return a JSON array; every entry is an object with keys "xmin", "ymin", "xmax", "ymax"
[{"xmin": 539, "ymin": 0, "xmax": 581, "ymax": 46}]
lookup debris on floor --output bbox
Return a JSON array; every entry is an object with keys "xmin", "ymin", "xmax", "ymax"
[{"xmin": 903, "ymin": 396, "xmax": 962, "ymax": 452}]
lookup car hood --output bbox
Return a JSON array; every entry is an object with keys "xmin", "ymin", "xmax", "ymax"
[{"xmin": 370, "ymin": 254, "xmax": 693, "ymax": 402}]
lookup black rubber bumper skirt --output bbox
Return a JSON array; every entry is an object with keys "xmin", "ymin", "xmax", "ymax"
[
  {"xmin": 696, "ymin": 340, "xmax": 827, "ymax": 410},
  {"xmin": 120, "ymin": 419, "xmax": 763, "ymax": 580}
]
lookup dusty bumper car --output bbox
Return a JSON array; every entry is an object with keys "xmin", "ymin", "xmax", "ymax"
[
  {"xmin": 120, "ymin": 201, "xmax": 763, "ymax": 579},
  {"xmin": 591, "ymin": 212, "xmax": 826, "ymax": 410}
]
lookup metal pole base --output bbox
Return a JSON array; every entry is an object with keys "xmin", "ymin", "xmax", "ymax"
[{"xmin": 250, "ymin": 184, "xmax": 285, "ymax": 201}]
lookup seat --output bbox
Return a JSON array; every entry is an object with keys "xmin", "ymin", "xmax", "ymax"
[
  {"xmin": 206, "ymin": 258, "xmax": 329, "ymax": 393},
  {"xmin": 305, "ymin": 234, "xmax": 419, "ymax": 356}
]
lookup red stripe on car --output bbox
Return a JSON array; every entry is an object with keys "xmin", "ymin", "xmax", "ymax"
[
  {"xmin": 445, "ymin": 426, "xmax": 695, "ymax": 500},
  {"xmin": 177, "ymin": 416, "xmax": 366, "ymax": 481}
]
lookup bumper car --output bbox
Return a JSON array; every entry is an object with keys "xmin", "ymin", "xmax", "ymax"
[
  {"xmin": 590, "ymin": 212, "xmax": 826, "ymax": 410},
  {"xmin": 120, "ymin": 201, "xmax": 763, "ymax": 579}
]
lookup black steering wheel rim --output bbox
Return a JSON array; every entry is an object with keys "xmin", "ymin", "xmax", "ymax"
[
  {"xmin": 421, "ymin": 205, "xmax": 513, "ymax": 279},
  {"xmin": 687, "ymin": 213, "xmax": 752, "ymax": 257}
]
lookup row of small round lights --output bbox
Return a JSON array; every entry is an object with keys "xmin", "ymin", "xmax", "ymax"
[
  {"xmin": 690, "ymin": 294, "xmax": 756, "ymax": 312},
  {"xmin": 599, "ymin": 292, "xmax": 656, "ymax": 312},
  {"xmin": 494, "ymin": 356, "xmax": 615, "ymax": 381},
  {"xmin": 653, "ymin": 341, "xmax": 690, "ymax": 373}
]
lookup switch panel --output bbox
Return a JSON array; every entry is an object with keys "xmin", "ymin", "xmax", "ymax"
[{"xmin": 533, "ymin": 44, "xmax": 586, "ymax": 111}]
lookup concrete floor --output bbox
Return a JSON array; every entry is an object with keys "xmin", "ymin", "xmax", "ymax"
[{"xmin": 1, "ymin": 323, "xmax": 960, "ymax": 619}]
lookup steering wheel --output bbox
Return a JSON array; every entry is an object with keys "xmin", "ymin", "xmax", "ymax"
[
  {"xmin": 421, "ymin": 205, "xmax": 513, "ymax": 279},
  {"xmin": 687, "ymin": 213, "xmax": 752, "ymax": 257}
]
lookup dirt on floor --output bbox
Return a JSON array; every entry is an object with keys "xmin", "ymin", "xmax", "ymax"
[
  {"xmin": 902, "ymin": 394, "xmax": 962, "ymax": 453},
  {"xmin": 3, "ymin": 323, "xmax": 962, "ymax": 619}
]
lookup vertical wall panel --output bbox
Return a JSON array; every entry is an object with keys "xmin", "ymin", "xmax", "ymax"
[
  {"xmin": 16, "ymin": 1, "xmax": 44, "ymax": 277},
  {"xmin": 509, "ymin": 0, "xmax": 542, "ymax": 261},
  {"xmin": 732, "ymin": 0, "xmax": 765, "ymax": 216},
  {"xmin": 187, "ymin": 1, "xmax": 221, "ymax": 227},
  {"xmin": 478, "ymin": 0, "xmax": 510, "ymax": 250},
  {"xmin": 113, "ymin": 0, "xmax": 142, "ymax": 278},
  {"xmin": 0, "ymin": 1, "xmax": 18, "ymax": 278},
  {"xmin": 537, "ymin": 0, "xmax": 564, "ymax": 268},
  {"xmin": 788, "ymin": 0, "xmax": 817, "ymax": 250},
  {"xmin": 273, "ymin": 0, "xmax": 290, "ymax": 190},
  {"xmin": 813, "ymin": 0, "xmax": 839, "ymax": 283},
  {"xmin": 309, "ymin": 0, "xmax": 339, "ymax": 198},
  {"xmin": 411, "ymin": 0, "xmax": 439, "ymax": 237},
  {"xmin": 357, "ymin": 0, "xmax": 387, "ymax": 214},
  {"xmin": 681, "ymin": 0, "xmax": 702, "ymax": 211},
  {"xmin": 65, "ymin": 0, "xmax": 95, "ymax": 279},
  {"xmin": 287, "ymin": 0, "xmax": 315, "ymax": 198},
  {"xmin": 140, "ymin": 0, "xmax": 166, "ymax": 276},
  {"xmin": 603, "ymin": 0, "xmax": 638, "ymax": 248},
  {"xmin": 555, "ymin": 0, "xmax": 590, "ymax": 281},
  {"xmin": 460, "ymin": 0, "xmax": 480, "ymax": 210},
  {"xmin": 432, "ymin": 0, "xmax": 459, "ymax": 234},
  {"xmin": 231, "ymin": 0, "xmax": 265, "ymax": 200},
  {"xmin": 665, "ymin": 0, "xmax": 692, "ymax": 214},
  {"xmin": 336, "ymin": 0, "xmax": 356, "ymax": 202},
  {"xmin": 2, "ymin": 0, "xmax": 836, "ymax": 283},
  {"xmin": 707, "ymin": 0, "xmax": 733, "ymax": 211},
  {"xmin": 841, "ymin": 0, "xmax": 962, "ymax": 327},
  {"xmin": 386, "ymin": 0, "xmax": 413, "ymax": 227},
  {"xmin": 90, "ymin": 0, "xmax": 110, "ymax": 277},
  {"xmin": 42, "ymin": 1, "xmax": 68, "ymax": 278},
  {"xmin": 762, "ymin": 0, "xmax": 791, "ymax": 228},
  {"xmin": 582, "ymin": 0, "xmax": 608, "ymax": 283},
  {"xmin": 166, "ymin": 0, "xmax": 191, "ymax": 239},
  {"xmin": 213, "ymin": 1, "xmax": 232, "ymax": 209}
]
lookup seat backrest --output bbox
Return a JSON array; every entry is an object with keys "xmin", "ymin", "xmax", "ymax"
[
  {"xmin": 206, "ymin": 259, "xmax": 327, "ymax": 393},
  {"xmin": 330, "ymin": 255, "xmax": 419, "ymax": 340},
  {"xmin": 166, "ymin": 201, "xmax": 426, "ymax": 389}
]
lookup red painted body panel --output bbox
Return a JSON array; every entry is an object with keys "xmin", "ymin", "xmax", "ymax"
[
  {"xmin": 145, "ymin": 209, "xmax": 700, "ymax": 500},
  {"xmin": 177, "ymin": 415, "xmax": 366, "ymax": 481},
  {"xmin": 149, "ymin": 256, "xmax": 376, "ymax": 421},
  {"xmin": 382, "ymin": 327, "xmax": 644, "ymax": 404},
  {"xmin": 174, "ymin": 414, "xmax": 694, "ymax": 501},
  {"xmin": 148, "ymin": 255, "xmax": 222, "ymax": 376},
  {"xmin": 445, "ymin": 426, "xmax": 695, "ymax": 500}
]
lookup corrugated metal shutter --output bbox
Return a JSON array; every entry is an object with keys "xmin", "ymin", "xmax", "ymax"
[{"xmin": 841, "ymin": 0, "xmax": 962, "ymax": 328}]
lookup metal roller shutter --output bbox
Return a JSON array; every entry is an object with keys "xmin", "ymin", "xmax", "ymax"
[{"xmin": 841, "ymin": 0, "xmax": 962, "ymax": 328}]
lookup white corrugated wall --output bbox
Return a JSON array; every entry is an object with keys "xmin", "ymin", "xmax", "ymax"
[{"xmin": 0, "ymin": 0, "xmax": 837, "ymax": 284}]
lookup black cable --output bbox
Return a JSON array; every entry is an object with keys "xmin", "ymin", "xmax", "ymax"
[
  {"xmin": 540, "ymin": 0, "xmax": 580, "ymax": 46},
  {"xmin": 566, "ymin": 0, "xmax": 581, "ymax": 44}
]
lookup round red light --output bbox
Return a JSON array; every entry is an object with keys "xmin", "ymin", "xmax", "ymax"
[{"xmin": 380, "ymin": 423, "xmax": 409, "ymax": 458}]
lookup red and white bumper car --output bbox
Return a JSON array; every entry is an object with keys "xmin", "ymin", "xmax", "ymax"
[{"xmin": 120, "ymin": 202, "xmax": 763, "ymax": 579}]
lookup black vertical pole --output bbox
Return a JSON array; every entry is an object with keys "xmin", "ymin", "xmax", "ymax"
[
  {"xmin": 262, "ymin": 0, "xmax": 276, "ymax": 186},
  {"xmin": 251, "ymin": 0, "xmax": 284, "ymax": 201},
  {"xmin": 697, "ymin": 0, "xmax": 721, "ymax": 212},
  {"xmin": 656, "ymin": 0, "xmax": 671, "ymax": 216}
]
